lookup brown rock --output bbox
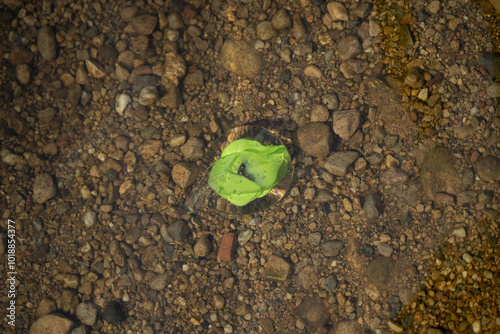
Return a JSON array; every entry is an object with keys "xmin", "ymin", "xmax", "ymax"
[
  {"xmin": 219, "ymin": 38, "xmax": 264, "ymax": 78},
  {"xmin": 162, "ymin": 52, "xmax": 186, "ymax": 87},
  {"xmin": 327, "ymin": 2, "xmax": 349, "ymax": 21},
  {"xmin": 420, "ymin": 147, "xmax": 463, "ymax": 200},
  {"xmin": 29, "ymin": 314, "xmax": 73, "ymax": 334},
  {"xmin": 332, "ymin": 109, "xmax": 360, "ymax": 140},
  {"xmin": 264, "ymin": 255, "xmax": 292, "ymax": 281},
  {"xmin": 37, "ymin": 26, "xmax": 57, "ymax": 61},
  {"xmin": 171, "ymin": 162, "xmax": 198, "ymax": 188},
  {"xmin": 138, "ymin": 140, "xmax": 162, "ymax": 159},
  {"xmin": 130, "ymin": 14, "xmax": 158, "ymax": 35},
  {"xmin": 218, "ymin": 232, "xmax": 237, "ymax": 262},
  {"xmin": 9, "ymin": 46, "xmax": 33, "ymax": 65},
  {"xmin": 33, "ymin": 173, "xmax": 57, "ymax": 204},
  {"xmin": 86, "ymin": 59, "xmax": 106, "ymax": 78},
  {"xmin": 296, "ymin": 122, "xmax": 333, "ymax": 157}
]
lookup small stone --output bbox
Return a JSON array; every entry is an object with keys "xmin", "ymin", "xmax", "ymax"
[
  {"xmin": 16, "ymin": 64, "xmax": 31, "ymax": 84},
  {"xmin": 420, "ymin": 147, "xmax": 463, "ymax": 200},
  {"xmin": 332, "ymin": 109, "xmax": 360, "ymax": 140},
  {"xmin": 138, "ymin": 140, "xmax": 162, "ymax": 159},
  {"xmin": 295, "ymin": 265, "xmax": 318, "ymax": 290},
  {"xmin": 76, "ymin": 302, "xmax": 97, "ymax": 326},
  {"xmin": 138, "ymin": 86, "xmax": 159, "ymax": 106},
  {"xmin": 321, "ymin": 240, "xmax": 344, "ymax": 256},
  {"xmin": 304, "ymin": 65, "xmax": 323, "ymax": 78},
  {"xmin": 194, "ymin": 235, "xmax": 212, "ymax": 257},
  {"xmin": 36, "ymin": 298, "xmax": 57, "ymax": 317},
  {"xmin": 308, "ymin": 232, "xmax": 322, "ymax": 246},
  {"xmin": 160, "ymin": 85, "xmax": 182, "ymax": 108},
  {"xmin": 399, "ymin": 24, "xmax": 414, "ymax": 49},
  {"xmin": 453, "ymin": 227, "xmax": 466, "ymax": 238},
  {"xmin": 387, "ymin": 321, "xmax": 404, "ymax": 333},
  {"xmin": 66, "ymin": 84, "xmax": 82, "ymax": 106},
  {"xmin": 462, "ymin": 253, "xmax": 473, "ymax": 263},
  {"xmin": 363, "ymin": 193, "xmax": 383, "ymax": 219},
  {"xmin": 369, "ymin": 19, "xmax": 382, "ymax": 37},
  {"xmin": 130, "ymin": 14, "xmax": 157, "ymax": 35},
  {"xmin": 322, "ymin": 275, "xmax": 337, "ymax": 292},
  {"xmin": 218, "ymin": 232, "xmax": 237, "ymax": 262},
  {"xmin": 418, "ymin": 87, "xmax": 429, "ymax": 101},
  {"xmin": 377, "ymin": 243, "xmax": 393, "ymax": 257},
  {"xmin": 102, "ymin": 301, "xmax": 126, "ymax": 325},
  {"xmin": 86, "ymin": 59, "xmax": 106, "ymax": 78},
  {"xmin": 238, "ymin": 230, "xmax": 253, "ymax": 246},
  {"xmin": 115, "ymin": 94, "xmax": 131, "ymax": 116},
  {"xmin": 33, "ymin": 173, "xmax": 57, "ymax": 204},
  {"xmin": 295, "ymin": 297, "xmax": 328, "ymax": 332},
  {"xmin": 264, "ymin": 255, "xmax": 292, "ymax": 281},
  {"xmin": 435, "ymin": 192, "xmax": 454, "ymax": 205},
  {"xmin": 427, "ymin": 0, "xmax": 441, "ymax": 14},
  {"xmin": 310, "ymin": 104, "xmax": 329, "ymax": 122},
  {"xmin": 337, "ymin": 35, "xmax": 362, "ymax": 60},
  {"xmin": 170, "ymin": 134, "xmax": 186, "ymax": 147},
  {"xmin": 181, "ymin": 138, "xmax": 204, "ymax": 159},
  {"xmin": 324, "ymin": 151, "xmax": 359, "ymax": 176},
  {"xmin": 336, "ymin": 320, "xmax": 362, "ymax": 333},
  {"xmin": 84, "ymin": 211, "xmax": 97, "ymax": 227},
  {"xmin": 362, "ymin": 244, "xmax": 375, "ymax": 257},
  {"xmin": 327, "ymin": 2, "xmax": 349, "ymax": 21},
  {"xmin": 404, "ymin": 68, "xmax": 424, "ymax": 88},
  {"xmin": 259, "ymin": 318, "xmax": 275, "ymax": 334},
  {"xmin": 486, "ymin": 83, "xmax": 500, "ymax": 98},
  {"xmin": 148, "ymin": 273, "xmax": 170, "ymax": 290},
  {"xmin": 163, "ymin": 51, "xmax": 186, "ymax": 87},
  {"xmin": 472, "ymin": 320, "xmax": 481, "ymax": 333},
  {"xmin": 256, "ymin": 21, "xmax": 277, "ymax": 41},
  {"xmin": 367, "ymin": 256, "xmax": 393, "ymax": 289},
  {"xmin": 167, "ymin": 220, "xmax": 189, "ymax": 242},
  {"xmin": 29, "ymin": 314, "xmax": 73, "ymax": 334},
  {"xmin": 213, "ymin": 295, "xmax": 225, "ymax": 309},
  {"xmin": 322, "ymin": 94, "xmax": 339, "ymax": 110},
  {"xmin": 37, "ymin": 26, "xmax": 57, "ymax": 61},
  {"xmin": 380, "ymin": 167, "xmax": 409, "ymax": 185},
  {"xmin": 219, "ymin": 39, "xmax": 264, "ymax": 78},
  {"xmin": 172, "ymin": 162, "xmax": 198, "ymax": 188},
  {"xmin": 119, "ymin": 4, "xmax": 139, "ymax": 21},
  {"xmin": 271, "ymin": 9, "xmax": 291, "ymax": 30},
  {"xmin": 477, "ymin": 155, "xmax": 500, "ymax": 181},
  {"xmin": 296, "ymin": 122, "xmax": 333, "ymax": 157},
  {"xmin": 9, "ymin": 46, "xmax": 33, "ymax": 65},
  {"xmin": 167, "ymin": 12, "xmax": 184, "ymax": 29}
]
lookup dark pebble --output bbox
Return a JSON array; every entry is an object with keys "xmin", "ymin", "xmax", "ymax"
[
  {"xmin": 102, "ymin": 301, "xmax": 126, "ymax": 324},
  {"xmin": 362, "ymin": 244, "xmax": 375, "ymax": 257}
]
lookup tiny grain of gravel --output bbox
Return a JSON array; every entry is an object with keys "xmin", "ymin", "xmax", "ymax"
[{"xmin": 0, "ymin": 0, "xmax": 499, "ymax": 334}]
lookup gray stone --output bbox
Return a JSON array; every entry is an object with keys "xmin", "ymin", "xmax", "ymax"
[
  {"xmin": 327, "ymin": 2, "xmax": 349, "ymax": 21},
  {"xmin": 172, "ymin": 162, "xmax": 198, "ymax": 188},
  {"xmin": 420, "ymin": 147, "xmax": 463, "ymax": 200},
  {"xmin": 336, "ymin": 320, "xmax": 362, "ymax": 334},
  {"xmin": 324, "ymin": 151, "xmax": 359, "ymax": 176},
  {"xmin": 295, "ymin": 265, "xmax": 318, "ymax": 290},
  {"xmin": 148, "ymin": 273, "xmax": 170, "ymax": 290},
  {"xmin": 33, "ymin": 173, "xmax": 57, "ymax": 204},
  {"xmin": 332, "ymin": 109, "xmax": 360, "ymax": 140},
  {"xmin": 16, "ymin": 64, "xmax": 31, "ymax": 84},
  {"xmin": 29, "ymin": 314, "xmax": 73, "ymax": 334},
  {"xmin": 37, "ymin": 26, "xmax": 57, "ymax": 61},
  {"xmin": 381, "ymin": 167, "xmax": 409, "ymax": 185},
  {"xmin": 322, "ymin": 275, "xmax": 337, "ymax": 292},
  {"xmin": 271, "ymin": 9, "xmax": 291, "ymax": 30},
  {"xmin": 310, "ymin": 104, "xmax": 329, "ymax": 122},
  {"xmin": 180, "ymin": 138, "xmax": 204, "ymax": 159},
  {"xmin": 83, "ymin": 211, "xmax": 97, "ymax": 227},
  {"xmin": 477, "ymin": 155, "xmax": 500, "ymax": 181},
  {"xmin": 295, "ymin": 297, "xmax": 329, "ymax": 332},
  {"xmin": 378, "ymin": 243, "xmax": 393, "ymax": 257},
  {"xmin": 166, "ymin": 220, "xmax": 189, "ymax": 242},
  {"xmin": 308, "ymin": 232, "xmax": 322, "ymax": 246},
  {"xmin": 322, "ymin": 94, "xmax": 339, "ymax": 110},
  {"xmin": 338, "ymin": 35, "xmax": 362, "ymax": 60},
  {"xmin": 363, "ymin": 193, "xmax": 383, "ymax": 219},
  {"xmin": 264, "ymin": 255, "xmax": 292, "ymax": 281},
  {"xmin": 367, "ymin": 256, "xmax": 393, "ymax": 289},
  {"xmin": 194, "ymin": 235, "xmax": 212, "ymax": 257},
  {"xmin": 130, "ymin": 14, "xmax": 157, "ymax": 35},
  {"xmin": 296, "ymin": 122, "xmax": 333, "ymax": 157},
  {"xmin": 238, "ymin": 230, "xmax": 253, "ymax": 246},
  {"xmin": 256, "ymin": 21, "xmax": 277, "ymax": 41},
  {"xmin": 219, "ymin": 39, "xmax": 264, "ymax": 78},
  {"xmin": 321, "ymin": 240, "xmax": 344, "ymax": 257},
  {"xmin": 76, "ymin": 302, "xmax": 97, "ymax": 326}
]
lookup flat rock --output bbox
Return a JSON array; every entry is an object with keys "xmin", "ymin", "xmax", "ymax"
[
  {"xmin": 381, "ymin": 167, "xmax": 409, "ymax": 184},
  {"xmin": 148, "ymin": 273, "xmax": 170, "ymax": 290},
  {"xmin": 367, "ymin": 256, "xmax": 394, "ymax": 289},
  {"xmin": 219, "ymin": 38, "xmax": 264, "ymax": 78},
  {"xmin": 420, "ymin": 147, "xmax": 463, "ymax": 200},
  {"xmin": 477, "ymin": 155, "xmax": 500, "ymax": 181},
  {"xmin": 295, "ymin": 265, "xmax": 318, "ymax": 290},
  {"xmin": 76, "ymin": 302, "xmax": 97, "ymax": 326},
  {"xmin": 296, "ymin": 122, "xmax": 333, "ymax": 157},
  {"xmin": 337, "ymin": 35, "xmax": 362, "ymax": 60},
  {"xmin": 295, "ymin": 297, "xmax": 329, "ymax": 332},
  {"xmin": 86, "ymin": 59, "xmax": 106, "ymax": 78},
  {"xmin": 29, "ymin": 314, "xmax": 73, "ymax": 334},
  {"xmin": 321, "ymin": 240, "xmax": 344, "ymax": 257},
  {"xmin": 33, "ymin": 173, "xmax": 57, "ymax": 204},
  {"xmin": 363, "ymin": 193, "xmax": 383, "ymax": 219},
  {"xmin": 37, "ymin": 26, "xmax": 57, "ymax": 61},
  {"xmin": 167, "ymin": 220, "xmax": 189, "ymax": 242},
  {"xmin": 138, "ymin": 140, "xmax": 162, "ymax": 159},
  {"xmin": 172, "ymin": 162, "xmax": 198, "ymax": 188},
  {"xmin": 324, "ymin": 151, "xmax": 359, "ymax": 176},
  {"xmin": 264, "ymin": 255, "xmax": 292, "ymax": 281},
  {"xmin": 332, "ymin": 109, "xmax": 360, "ymax": 140},
  {"xmin": 218, "ymin": 232, "xmax": 237, "ymax": 262},
  {"xmin": 181, "ymin": 138, "xmax": 204, "ymax": 159},
  {"xmin": 327, "ymin": 2, "xmax": 349, "ymax": 21},
  {"xmin": 130, "ymin": 14, "xmax": 157, "ymax": 35}
]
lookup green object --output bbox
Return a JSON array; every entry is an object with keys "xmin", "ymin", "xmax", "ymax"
[{"xmin": 208, "ymin": 138, "xmax": 291, "ymax": 206}]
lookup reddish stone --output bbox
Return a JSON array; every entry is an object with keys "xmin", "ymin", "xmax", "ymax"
[
  {"xmin": 435, "ymin": 192, "xmax": 454, "ymax": 205},
  {"xmin": 218, "ymin": 233, "xmax": 237, "ymax": 262}
]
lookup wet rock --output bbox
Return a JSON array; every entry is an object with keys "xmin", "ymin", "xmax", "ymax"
[
  {"xmin": 264, "ymin": 255, "xmax": 292, "ymax": 281},
  {"xmin": 219, "ymin": 39, "xmax": 264, "ymax": 78},
  {"xmin": 363, "ymin": 193, "xmax": 383, "ymax": 219},
  {"xmin": 76, "ymin": 302, "xmax": 97, "ymax": 326},
  {"xmin": 338, "ymin": 35, "xmax": 362, "ymax": 60},
  {"xmin": 161, "ymin": 85, "xmax": 183, "ymax": 109},
  {"xmin": 183, "ymin": 70, "xmax": 204, "ymax": 86},
  {"xmin": 295, "ymin": 265, "xmax": 318, "ymax": 290},
  {"xmin": 322, "ymin": 93, "xmax": 339, "ymax": 110},
  {"xmin": 271, "ymin": 9, "xmax": 291, "ymax": 30},
  {"xmin": 332, "ymin": 109, "xmax": 360, "ymax": 140},
  {"xmin": 321, "ymin": 240, "xmax": 344, "ymax": 257},
  {"xmin": 66, "ymin": 84, "xmax": 82, "ymax": 106},
  {"xmin": 324, "ymin": 151, "xmax": 359, "ymax": 176},
  {"xmin": 378, "ymin": 243, "xmax": 393, "ymax": 257},
  {"xmin": 259, "ymin": 318, "xmax": 275, "ymax": 334},
  {"xmin": 148, "ymin": 273, "xmax": 170, "ymax": 290},
  {"xmin": 256, "ymin": 21, "xmax": 277, "ymax": 41},
  {"xmin": 116, "ymin": 94, "xmax": 131, "ymax": 116},
  {"xmin": 138, "ymin": 86, "xmax": 159, "ymax": 106},
  {"xmin": 194, "ymin": 235, "xmax": 212, "ymax": 257},
  {"xmin": 381, "ymin": 167, "xmax": 409, "ymax": 185},
  {"xmin": 86, "ymin": 59, "xmax": 106, "ymax": 78},
  {"xmin": 295, "ymin": 297, "xmax": 328, "ymax": 332},
  {"xmin": 37, "ymin": 26, "xmax": 57, "ymax": 61},
  {"xmin": 9, "ymin": 46, "xmax": 34, "ymax": 65},
  {"xmin": 322, "ymin": 275, "xmax": 337, "ymax": 292},
  {"xmin": 181, "ymin": 138, "xmax": 204, "ymax": 159},
  {"xmin": 138, "ymin": 140, "xmax": 162, "ymax": 159},
  {"xmin": 327, "ymin": 2, "xmax": 349, "ymax": 21},
  {"xmin": 29, "ymin": 314, "xmax": 73, "ymax": 334},
  {"xmin": 367, "ymin": 256, "xmax": 394, "ymax": 289},
  {"xmin": 477, "ymin": 155, "xmax": 500, "ymax": 181},
  {"xmin": 130, "ymin": 14, "xmax": 157, "ymax": 35},
  {"xmin": 163, "ymin": 52, "xmax": 186, "ymax": 87},
  {"xmin": 218, "ymin": 232, "xmax": 237, "ymax": 262},
  {"xmin": 33, "ymin": 173, "xmax": 57, "ymax": 204},
  {"xmin": 336, "ymin": 320, "xmax": 362, "ymax": 334},
  {"xmin": 420, "ymin": 147, "xmax": 463, "ymax": 200},
  {"xmin": 16, "ymin": 64, "xmax": 31, "ymax": 84},
  {"xmin": 296, "ymin": 122, "xmax": 333, "ymax": 157},
  {"xmin": 167, "ymin": 220, "xmax": 189, "ymax": 242},
  {"xmin": 35, "ymin": 298, "xmax": 57, "ymax": 318},
  {"xmin": 304, "ymin": 65, "xmax": 323, "ymax": 78},
  {"xmin": 404, "ymin": 68, "xmax": 424, "ymax": 88},
  {"xmin": 172, "ymin": 162, "xmax": 198, "ymax": 188},
  {"xmin": 84, "ymin": 211, "xmax": 97, "ymax": 227},
  {"xmin": 310, "ymin": 104, "xmax": 329, "ymax": 122},
  {"xmin": 102, "ymin": 301, "xmax": 126, "ymax": 324},
  {"xmin": 238, "ymin": 230, "xmax": 253, "ymax": 246}
]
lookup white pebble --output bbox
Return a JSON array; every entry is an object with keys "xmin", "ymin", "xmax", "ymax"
[
  {"xmin": 453, "ymin": 227, "xmax": 466, "ymax": 238},
  {"xmin": 116, "ymin": 94, "xmax": 131, "ymax": 116},
  {"xmin": 472, "ymin": 320, "xmax": 481, "ymax": 333},
  {"xmin": 224, "ymin": 324, "xmax": 233, "ymax": 333}
]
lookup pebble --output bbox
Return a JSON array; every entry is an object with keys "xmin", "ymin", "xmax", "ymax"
[
  {"xmin": 322, "ymin": 275, "xmax": 337, "ymax": 292},
  {"xmin": 380, "ymin": 167, "xmax": 409, "ymax": 185},
  {"xmin": 86, "ymin": 59, "xmax": 106, "ymax": 78},
  {"xmin": 238, "ymin": 229, "xmax": 253, "ymax": 246},
  {"xmin": 476, "ymin": 155, "xmax": 500, "ymax": 181},
  {"xmin": 9, "ymin": 46, "xmax": 33, "ymax": 65},
  {"xmin": 167, "ymin": 12, "xmax": 184, "ymax": 29},
  {"xmin": 427, "ymin": 0, "xmax": 441, "ymax": 14},
  {"xmin": 33, "ymin": 173, "xmax": 57, "ymax": 204},
  {"xmin": 404, "ymin": 68, "xmax": 424, "ymax": 88},
  {"xmin": 321, "ymin": 240, "xmax": 344, "ymax": 257},
  {"xmin": 387, "ymin": 321, "xmax": 404, "ymax": 333},
  {"xmin": 184, "ymin": 70, "xmax": 204, "ymax": 86},
  {"xmin": 213, "ymin": 295, "xmax": 225, "ymax": 309},
  {"xmin": 367, "ymin": 256, "xmax": 393, "ymax": 289},
  {"xmin": 364, "ymin": 193, "xmax": 383, "ymax": 218},
  {"xmin": 16, "ymin": 64, "xmax": 31, "ymax": 84},
  {"xmin": 264, "ymin": 255, "xmax": 292, "ymax": 281},
  {"xmin": 138, "ymin": 140, "xmax": 162, "ymax": 159},
  {"xmin": 322, "ymin": 94, "xmax": 339, "ymax": 110},
  {"xmin": 256, "ymin": 21, "xmax": 277, "ymax": 41},
  {"xmin": 336, "ymin": 320, "xmax": 362, "ymax": 333},
  {"xmin": 148, "ymin": 273, "xmax": 170, "ymax": 290},
  {"xmin": 163, "ymin": 51, "xmax": 186, "ymax": 86},
  {"xmin": 218, "ymin": 232, "xmax": 237, "ymax": 262},
  {"xmin": 295, "ymin": 265, "xmax": 318, "ymax": 289},
  {"xmin": 420, "ymin": 147, "xmax": 462, "ymax": 200},
  {"xmin": 37, "ymin": 26, "xmax": 57, "ymax": 61},
  {"xmin": 102, "ymin": 301, "xmax": 125, "ymax": 324},
  {"xmin": 219, "ymin": 39, "xmax": 264, "ymax": 78},
  {"xmin": 29, "ymin": 314, "xmax": 74, "ymax": 334},
  {"xmin": 378, "ymin": 243, "xmax": 393, "ymax": 257},
  {"xmin": 180, "ymin": 138, "xmax": 204, "ymax": 159},
  {"xmin": 166, "ymin": 220, "xmax": 189, "ymax": 242},
  {"xmin": 138, "ymin": 86, "xmax": 159, "ymax": 106},
  {"xmin": 170, "ymin": 134, "xmax": 186, "ymax": 147},
  {"xmin": 259, "ymin": 318, "xmax": 275, "ymax": 333},
  {"xmin": 35, "ymin": 298, "xmax": 56, "ymax": 317},
  {"xmin": 332, "ymin": 109, "xmax": 360, "ymax": 140},
  {"xmin": 453, "ymin": 227, "xmax": 466, "ymax": 238},
  {"xmin": 324, "ymin": 151, "xmax": 359, "ymax": 176},
  {"xmin": 310, "ymin": 104, "xmax": 329, "ymax": 122},
  {"xmin": 304, "ymin": 65, "xmax": 323, "ymax": 78},
  {"xmin": 362, "ymin": 244, "xmax": 375, "ymax": 257},
  {"xmin": 194, "ymin": 235, "xmax": 212, "ymax": 257},
  {"xmin": 172, "ymin": 162, "xmax": 198, "ymax": 188},
  {"xmin": 337, "ymin": 35, "xmax": 362, "ymax": 60},
  {"xmin": 76, "ymin": 302, "xmax": 97, "ymax": 326},
  {"xmin": 115, "ymin": 94, "xmax": 131, "ymax": 116},
  {"xmin": 296, "ymin": 122, "xmax": 333, "ymax": 157},
  {"xmin": 295, "ymin": 297, "xmax": 328, "ymax": 332},
  {"xmin": 308, "ymin": 232, "xmax": 322, "ymax": 246},
  {"xmin": 130, "ymin": 14, "xmax": 157, "ymax": 35},
  {"xmin": 84, "ymin": 211, "xmax": 97, "ymax": 227},
  {"xmin": 271, "ymin": 9, "xmax": 291, "ymax": 30},
  {"xmin": 327, "ymin": 2, "xmax": 349, "ymax": 21}
]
